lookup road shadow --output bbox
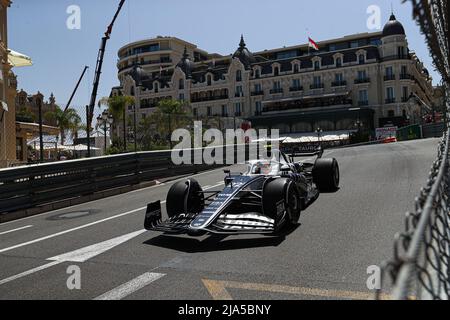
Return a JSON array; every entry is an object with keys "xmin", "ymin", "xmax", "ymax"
[{"xmin": 143, "ymin": 224, "xmax": 300, "ymax": 253}]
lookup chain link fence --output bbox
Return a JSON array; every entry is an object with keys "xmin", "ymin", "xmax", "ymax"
[{"xmin": 380, "ymin": 0, "xmax": 450, "ymax": 300}]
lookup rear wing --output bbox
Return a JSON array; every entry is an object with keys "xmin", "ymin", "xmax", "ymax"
[{"xmin": 282, "ymin": 144, "xmax": 324, "ymax": 161}]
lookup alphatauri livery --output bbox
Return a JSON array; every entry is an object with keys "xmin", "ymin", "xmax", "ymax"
[{"xmin": 144, "ymin": 148, "xmax": 339, "ymax": 236}]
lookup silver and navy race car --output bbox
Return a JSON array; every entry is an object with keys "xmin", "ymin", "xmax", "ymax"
[{"xmin": 144, "ymin": 147, "xmax": 339, "ymax": 236}]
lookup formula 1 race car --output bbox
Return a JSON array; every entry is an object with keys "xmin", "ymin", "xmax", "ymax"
[{"xmin": 144, "ymin": 147, "xmax": 339, "ymax": 236}]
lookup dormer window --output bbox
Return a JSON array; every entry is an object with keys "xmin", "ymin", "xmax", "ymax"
[
  {"xmin": 359, "ymin": 54, "xmax": 365, "ymax": 64},
  {"xmin": 293, "ymin": 64, "xmax": 299, "ymax": 73},
  {"xmin": 255, "ymin": 69, "xmax": 260, "ymax": 79},
  {"xmin": 336, "ymin": 57, "xmax": 342, "ymax": 68},
  {"xmin": 154, "ymin": 82, "xmax": 159, "ymax": 93},
  {"xmin": 314, "ymin": 61, "xmax": 320, "ymax": 70},
  {"xmin": 273, "ymin": 66, "xmax": 279, "ymax": 76},
  {"xmin": 207, "ymin": 74, "xmax": 212, "ymax": 86}
]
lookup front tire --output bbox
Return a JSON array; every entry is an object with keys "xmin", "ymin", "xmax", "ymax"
[
  {"xmin": 166, "ymin": 179, "xmax": 204, "ymax": 218},
  {"xmin": 263, "ymin": 178, "xmax": 301, "ymax": 228}
]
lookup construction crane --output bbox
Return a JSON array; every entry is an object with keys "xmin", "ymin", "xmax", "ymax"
[
  {"xmin": 64, "ymin": 66, "xmax": 89, "ymax": 112},
  {"xmin": 87, "ymin": 0, "xmax": 126, "ymax": 128}
]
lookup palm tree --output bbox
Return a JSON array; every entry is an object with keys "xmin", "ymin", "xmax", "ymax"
[
  {"xmin": 44, "ymin": 106, "xmax": 81, "ymax": 145},
  {"xmin": 98, "ymin": 95, "xmax": 135, "ymax": 151}
]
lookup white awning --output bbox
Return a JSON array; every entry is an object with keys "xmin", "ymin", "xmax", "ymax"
[{"xmin": 8, "ymin": 49, "xmax": 33, "ymax": 67}]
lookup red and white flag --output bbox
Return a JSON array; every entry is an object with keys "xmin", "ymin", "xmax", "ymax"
[{"xmin": 308, "ymin": 37, "xmax": 319, "ymax": 51}]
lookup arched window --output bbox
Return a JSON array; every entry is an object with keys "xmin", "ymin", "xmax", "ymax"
[{"xmin": 236, "ymin": 70, "xmax": 242, "ymax": 82}]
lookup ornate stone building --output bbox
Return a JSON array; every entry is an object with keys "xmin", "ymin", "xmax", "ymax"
[{"xmin": 112, "ymin": 14, "xmax": 434, "ymax": 135}]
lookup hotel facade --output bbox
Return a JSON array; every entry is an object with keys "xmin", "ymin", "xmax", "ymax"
[{"xmin": 112, "ymin": 14, "xmax": 434, "ymax": 135}]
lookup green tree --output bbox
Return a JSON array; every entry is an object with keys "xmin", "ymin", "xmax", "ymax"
[
  {"xmin": 98, "ymin": 95, "xmax": 135, "ymax": 151},
  {"xmin": 44, "ymin": 106, "xmax": 81, "ymax": 145},
  {"xmin": 144, "ymin": 99, "xmax": 192, "ymax": 148}
]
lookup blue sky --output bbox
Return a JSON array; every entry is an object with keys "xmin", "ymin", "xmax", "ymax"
[{"xmin": 9, "ymin": 0, "xmax": 440, "ymax": 115}]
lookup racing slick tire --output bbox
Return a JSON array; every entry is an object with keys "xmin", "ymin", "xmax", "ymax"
[
  {"xmin": 312, "ymin": 158, "xmax": 340, "ymax": 192},
  {"xmin": 262, "ymin": 178, "xmax": 301, "ymax": 227},
  {"xmin": 166, "ymin": 179, "xmax": 205, "ymax": 218}
]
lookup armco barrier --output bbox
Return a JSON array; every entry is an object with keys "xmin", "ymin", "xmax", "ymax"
[{"xmin": 0, "ymin": 144, "xmax": 253, "ymax": 215}]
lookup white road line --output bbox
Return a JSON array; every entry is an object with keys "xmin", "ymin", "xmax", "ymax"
[
  {"xmin": 0, "ymin": 230, "xmax": 148, "ymax": 286},
  {"xmin": 0, "ymin": 261, "xmax": 61, "ymax": 286},
  {"xmin": 94, "ymin": 272, "xmax": 165, "ymax": 300},
  {"xmin": 0, "ymin": 225, "xmax": 33, "ymax": 235},
  {"xmin": 0, "ymin": 208, "xmax": 146, "ymax": 254}
]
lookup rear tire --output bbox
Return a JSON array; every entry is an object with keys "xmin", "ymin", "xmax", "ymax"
[
  {"xmin": 312, "ymin": 158, "xmax": 340, "ymax": 192},
  {"xmin": 166, "ymin": 179, "xmax": 204, "ymax": 218},
  {"xmin": 263, "ymin": 178, "xmax": 301, "ymax": 227}
]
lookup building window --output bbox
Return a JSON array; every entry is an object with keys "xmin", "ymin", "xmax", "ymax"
[
  {"xmin": 314, "ymin": 61, "xmax": 320, "ymax": 70},
  {"xmin": 358, "ymin": 90, "xmax": 368, "ymax": 105},
  {"xmin": 273, "ymin": 66, "xmax": 279, "ymax": 76},
  {"xmin": 254, "ymin": 83, "xmax": 262, "ymax": 93},
  {"xmin": 336, "ymin": 57, "xmax": 342, "ymax": 68},
  {"xmin": 154, "ymin": 82, "xmax": 159, "ymax": 93},
  {"xmin": 235, "ymin": 103, "xmax": 242, "ymax": 116},
  {"xmin": 193, "ymin": 108, "xmax": 198, "ymax": 117},
  {"xmin": 293, "ymin": 64, "xmax": 299, "ymax": 73},
  {"xmin": 358, "ymin": 70, "xmax": 367, "ymax": 81},
  {"xmin": 313, "ymin": 76, "xmax": 321, "ymax": 86},
  {"xmin": 16, "ymin": 138, "xmax": 23, "ymax": 161},
  {"xmin": 292, "ymin": 79, "xmax": 301, "ymax": 89},
  {"xmin": 335, "ymin": 73, "xmax": 343, "ymax": 82},
  {"xmin": 255, "ymin": 69, "xmax": 260, "ymax": 79},
  {"xmin": 236, "ymin": 70, "xmax": 242, "ymax": 82},
  {"xmin": 358, "ymin": 54, "xmax": 365, "ymax": 64},
  {"xmin": 179, "ymin": 79, "xmax": 185, "ymax": 90},
  {"xmin": 207, "ymin": 106, "xmax": 212, "ymax": 117},
  {"xmin": 235, "ymin": 85, "xmax": 243, "ymax": 97},
  {"xmin": 207, "ymin": 75, "xmax": 212, "ymax": 86},
  {"xmin": 402, "ymin": 86, "xmax": 408, "ymax": 102},
  {"xmin": 222, "ymin": 105, "xmax": 228, "ymax": 117},
  {"xmin": 386, "ymin": 66, "xmax": 393, "ymax": 76},
  {"xmin": 255, "ymin": 101, "xmax": 262, "ymax": 116},
  {"xmin": 398, "ymin": 46, "xmax": 406, "ymax": 58},
  {"xmin": 179, "ymin": 93, "xmax": 185, "ymax": 101},
  {"xmin": 386, "ymin": 87, "xmax": 395, "ymax": 103}
]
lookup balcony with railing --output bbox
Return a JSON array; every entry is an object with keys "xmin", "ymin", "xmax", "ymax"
[
  {"xmin": 251, "ymin": 90, "xmax": 264, "ymax": 96},
  {"xmin": 401, "ymin": 96, "xmax": 409, "ymax": 103},
  {"xmin": 270, "ymin": 88, "xmax": 284, "ymax": 94},
  {"xmin": 310, "ymin": 83, "xmax": 325, "ymax": 90},
  {"xmin": 385, "ymin": 98, "xmax": 396, "ymax": 104},
  {"xmin": 191, "ymin": 95, "xmax": 229, "ymax": 103},
  {"xmin": 400, "ymin": 73, "xmax": 413, "ymax": 80},
  {"xmin": 289, "ymin": 86, "xmax": 304, "ymax": 92},
  {"xmin": 331, "ymin": 81, "xmax": 347, "ymax": 87},
  {"xmin": 384, "ymin": 74, "xmax": 396, "ymax": 81},
  {"xmin": 354, "ymin": 78, "xmax": 371, "ymax": 84}
]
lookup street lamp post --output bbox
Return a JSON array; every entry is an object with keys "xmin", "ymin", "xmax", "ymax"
[
  {"xmin": 97, "ymin": 111, "xmax": 114, "ymax": 155},
  {"xmin": 316, "ymin": 127, "xmax": 323, "ymax": 147}
]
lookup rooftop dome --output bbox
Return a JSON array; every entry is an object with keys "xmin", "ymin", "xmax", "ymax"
[
  {"xmin": 232, "ymin": 35, "xmax": 256, "ymax": 69},
  {"xmin": 129, "ymin": 64, "xmax": 146, "ymax": 85},
  {"xmin": 176, "ymin": 47, "xmax": 194, "ymax": 78},
  {"xmin": 382, "ymin": 13, "xmax": 406, "ymax": 37}
]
